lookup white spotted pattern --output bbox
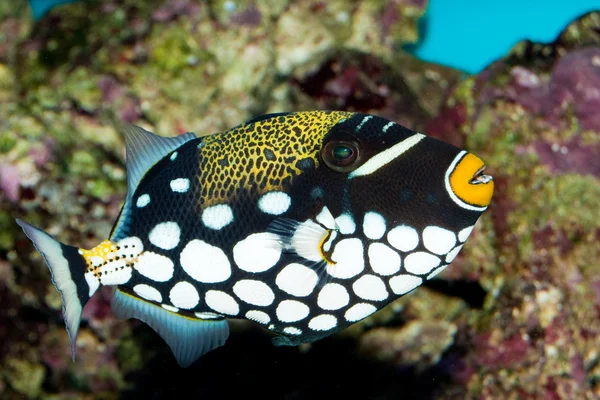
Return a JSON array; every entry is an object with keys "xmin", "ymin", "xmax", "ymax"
[
  {"xmin": 427, "ymin": 265, "xmax": 448, "ymax": 280},
  {"xmin": 315, "ymin": 206, "xmax": 337, "ymax": 229},
  {"xmin": 276, "ymin": 300, "xmax": 310, "ymax": 322},
  {"xmin": 368, "ymin": 242, "xmax": 401, "ymax": 276},
  {"xmin": 363, "ymin": 211, "xmax": 386, "ymax": 240},
  {"xmin": 195, "ymin": 312, "xmax": 221, "ymax": 319},
  {"xmin": 387, "ymin": 225, "xmax": 419, "ymax": 252},
  {"xmin": 276, "ymin": 263, "xmax": 319, "ymax": 297},
  {"xmin": 84, "ymin": 272, "xmax": 100, "ymax": 297},
  {"xmin": 246, "ymin": 310, "xmax": 271, "ymax": 325},
  {"xmin": 389, "ymin": 275, "xmax": 423, "ymax": 295},
  {"xmin": 317, "ymin": 283, "xmax": 350, "ymax": 311},
  {"xmin": 327, "ymin": 238, "xmax": 364, "ymax": 279},
  {"xmin": 162, "ymin": 304, "xmax": 179, "ymax": 313},
  {"xmin": 99, "ymin": 260, "xmax": 132, "ymax": 285},
  {"xmin": 258, "ymin": 191, "xmax": 291, "ymax": 215},
  {"xmin": 335, "ymin": 213, "xmax": 356, "ymax": 234},
  {"xmin": 136, "ymin": 194, "xmax": 150, "ymax": 208},
  {"xmin": 170, "ymin": 151, "xmax": 178, "ymax": 161},
  {"xmin": 283, "ymin": 327, "xmax": 302, "ymax": 335},
  {"xmin": 233, "ymin": 232, "xmax": 282, "ymax": 273},
  {"xmin": 202, "ymin": 204, "xmax": 234, "ymax": 230},
  {"xmin": 133, "ymin": 284, "xmax": 162, "ymax": 302},
  {"xmin": 170, "ymin": 178, "xmax": 190, "ymax": 193},
  {"xmin": 169, "ymin": 281, "xmax": 200, "ymax": 309},
  {"xmin": 352, "ymin": 274, "xmax": 388, "ymax": 301},
  {"xmin": 445, "ymin": 245, "xmax": 463, "ymax": 263},
  {"xmin": 309, "ymin": 314, "xmax": 337, "ymax": 331},
  {"xmin": 180, "ymin": 239, "xmax": 231, "ymax": 283},
  {"xmin": 135, "ymin": 251, "xmax": 174, "ymax": 282},
  {"xmin": 458, "ymin": 226, "xmax": 474, "ymax": 242},
  {"xmin": 404, "ymin": 252, "xmax": 440, "ymax": 275},
  {"xmin": 148, "ymin": 221, "xmax": 181, "ymax": 250},
  {"xmin": 344, "ymin": 303, "xmax": 377, "ymax": 322},
  {"xmin": 422, "ymin": 226, "xmax": 457, "ymax": 255},
  {"xmin": 205, "ymin": 290, "xmax": 239, "ymax": 315},
  {"xmin": 233, "ymin": 280, "xmax": 275, "ymax": 306}
]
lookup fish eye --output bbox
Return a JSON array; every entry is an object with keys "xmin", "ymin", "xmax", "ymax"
[{"xmin": 322, "ymin": 140, "xmax": 361, "ymax": 172}]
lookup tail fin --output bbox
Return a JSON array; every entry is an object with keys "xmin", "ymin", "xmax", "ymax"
[{"xmin": 16, "ymin": 219, "xmax": 96, "ymax": 360}]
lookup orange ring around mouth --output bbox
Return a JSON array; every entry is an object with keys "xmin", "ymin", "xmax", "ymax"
[{"xmin": 449, "ymin": 153, "xmax": 494, "ymax": 208}]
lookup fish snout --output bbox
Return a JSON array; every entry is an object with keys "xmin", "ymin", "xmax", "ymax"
[{"xmin": 447, "ymin": 152, "xmax": 494, "ymax": 209}]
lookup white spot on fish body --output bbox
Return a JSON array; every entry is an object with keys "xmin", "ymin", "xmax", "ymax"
[
  {"xmin": 422, "ymin": 226, "xmax": 456, "ymax": 255},
  {"xmin": 317, "ymin": 283, "xmax": 350, "ymax": 311},
  {"xmin": 276, "ymin": 300, "xmax": 310, "ymax": 322},
  {"xmin": 445, "ymin": 245, "xmax": 463, "ymax": 263},
  {"xmin": 233, "ymin": 280, "xmax": 275, "ymax": 306},
  {"xmin": 180, "ymin": 239, "xmax": 231, "ymax": 283},
  {"xmin": 352, "ymin": 274, "xmax": 388, "ymax": 301},
  {"xmin": 344, "ymin": 303, "xmax": 377, "ymax": 322},
  {"xmin": 99, "ymin": 260, "xmax": 131, "ymax": 285},
  {"xmin": 205, "ymin": 290, "xmax": 239, "ymax": 316},
  {"xmin": 170, "ymin": 151, "xmax": 178, "ymax": 161},
  {"xmin": 283, "ymin": 327, "xmax": 302, "ymax": 335},
  {"xmin": 315, "ymin": 206, "xmax": 337, "ymax": 229},
  {"xmin": 135, "ymin": 251, "xmax": 174, "ymax": 282},
  {"xmin": 323, "ymin": 230, "xmax": 337, "ymax": 252},
  {"xmin": 258, "ymin": 191, "xmax": 291, "ymax": 215},
  {"xmin": 363, "ymin": 211, "xmax": 386, "ymax": 240},
  {"xmin": 133, "ymin": 284, "xmax": 162, "ymax": 302},
  {"xmin": 246, "ymin": 310, "xmax": 271, "ymax": 325},
  {"xmin": 170, "ymin": 178, "xmax": 190, "ymax": 193},
  {"xmin": 194, "ymin": 312, "xmax": 221, "ymax": 320},
  {"xmin": 148, "ymin": 221, "xmax": 181, "ymax": 250},
  {"xmin": 387, "ymin": 225, "xmax": 419, "ymax": 252},
  {"xmin": 403, "ymin": 252, "xmax": 441, "ymax": 275},
  {"xmin": 136, "ymin": 194, "xmax": 150, "ymax": 208},
  {"xmin": 368, "ymin": 242, "xmax": 401, "ymax": 276},
  {"xmin": 458, "ymin": 226, "xmax": 474, "ymax": 242},
  {"xmin": 84, "ymin": 272, "xmax": 100, "ymax": 297},
  {"xmin": 356, "ymin": 115, "xmax": 373, "ymax": 131},
  {"xmin": 276, "ymin": 263, "xmax": 319, "ymax": 297},
  {"xmin": 233, "ymin": 232, "xmax": 282, "ymax": 273},
  {"xmin": 169, "ymin": 281, "xmax": 200, "ymax": 309},
  {"xmin": 161, "ymin": 304, "xmax": 179, "ymax": 313},
  {"xmin": 309, "ymin": 314, "xmax": 337, "ymax": 331},
  {"xmin": 427, "ymin": 265, "xmax": 448, "ymax": 280},
  {"xmin": 202, "ymin": 204, "xmax": 234, "ymax": 230},
  {"xmin": 327, "ymin": 238, "xmax": 364, "ymax": 279},
  {"xmin": 335, "ymin": 213, "xmax": 356, "ymax": 234},
  {"xmin": 382, "ymin": 121, "xmax": 395, "ymax": 133},
  {"xmin": 389, "ymin": 275, "xmax": 423, "ymax": 295}
]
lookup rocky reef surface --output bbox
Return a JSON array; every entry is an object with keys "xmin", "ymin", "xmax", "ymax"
[{"xmin": 0, "ymin": 1, "xmax": 599, "ymax": 399}]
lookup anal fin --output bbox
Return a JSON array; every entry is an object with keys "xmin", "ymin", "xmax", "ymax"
[{"xmin": 111, "ymin": 289, "xmax": 229, "ymax": 367}]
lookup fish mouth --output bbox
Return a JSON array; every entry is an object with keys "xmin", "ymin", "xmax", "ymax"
[{"xmin": 469, "ymin": 165, "xmax": 493, "ymax": 185}]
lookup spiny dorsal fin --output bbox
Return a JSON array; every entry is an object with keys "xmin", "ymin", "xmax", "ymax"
[
  {"xmin": 111, "ymin": 125, "xmax": 196, "ymax": 240},
  {"xmin": 111, "ymin": 289, "xmax": 229, "ymax": 367}
]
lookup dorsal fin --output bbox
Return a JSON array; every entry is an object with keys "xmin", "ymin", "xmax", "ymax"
[{"xmin": 110, "ymin": 125, "xmax": 196, "ymax": 240}]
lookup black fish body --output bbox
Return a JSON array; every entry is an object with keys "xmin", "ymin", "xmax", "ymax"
[{"xmin": 16, "ymin": 111, "xmax": 494, "ymax": 366}]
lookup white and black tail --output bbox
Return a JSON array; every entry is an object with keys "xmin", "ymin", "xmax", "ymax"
[{"xmin": 16, "ymin": 219, "xmax": 94, "ymax": 359}]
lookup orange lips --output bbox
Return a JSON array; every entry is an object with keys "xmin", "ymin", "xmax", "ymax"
[{"xmin": 449, "ymin": 153, "xmax": 494, "ymax": 208}]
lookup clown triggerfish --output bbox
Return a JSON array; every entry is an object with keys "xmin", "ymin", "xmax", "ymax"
[{"xmin": 16, "ymin": 111, "xmax": 494, "ymax": 367}]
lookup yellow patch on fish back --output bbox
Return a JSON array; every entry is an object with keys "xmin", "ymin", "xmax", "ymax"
[{"xmin": 197, "ymin": 111, "xmax": 352, "ymax": 207}]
